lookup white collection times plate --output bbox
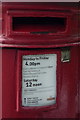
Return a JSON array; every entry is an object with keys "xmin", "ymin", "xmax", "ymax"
[{"xmin": 22, "ymin": 54, "xmax": 57, "ymax": 107}]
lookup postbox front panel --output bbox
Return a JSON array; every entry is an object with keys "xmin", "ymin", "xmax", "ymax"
[
  {"xmin": 16, "ymin": 49, "xmax": 61, "ymax": 112},
  {"xmin": 2, "ymin": 46, "xmax": 79, "ymax": 118}
]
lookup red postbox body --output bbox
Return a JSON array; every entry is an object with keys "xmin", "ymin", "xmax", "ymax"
[{"xmin": 0, "ymin": 2, "xmax": 80, "ymax": 119}]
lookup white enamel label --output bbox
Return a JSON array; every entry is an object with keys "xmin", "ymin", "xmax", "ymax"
[{"xmin": 22, "ymin": 54, "xmax": 57, "ymax": 107}]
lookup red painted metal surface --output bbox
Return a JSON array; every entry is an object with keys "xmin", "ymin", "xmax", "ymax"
[
  {"xmin": 78, "ymin": 44, "xmax": 80, "ymax": 119},
  {"xmin": 0, "ymin": 2, "xmax": 80, "ymax": 119}
]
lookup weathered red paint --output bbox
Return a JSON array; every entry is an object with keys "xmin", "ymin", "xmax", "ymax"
[{"xmin": 0, "ymin": 2, "xmax": 80, "ymax": 119}]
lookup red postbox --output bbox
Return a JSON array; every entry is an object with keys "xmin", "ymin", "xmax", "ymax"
[{"xmin": 0, "ymin": 2, "xmax": 80, "ymax": 119}]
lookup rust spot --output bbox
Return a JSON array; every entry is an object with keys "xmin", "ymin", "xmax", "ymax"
[{"xmin": 47, "ymin": 97, "xmax": 55, "ymax": 101}]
